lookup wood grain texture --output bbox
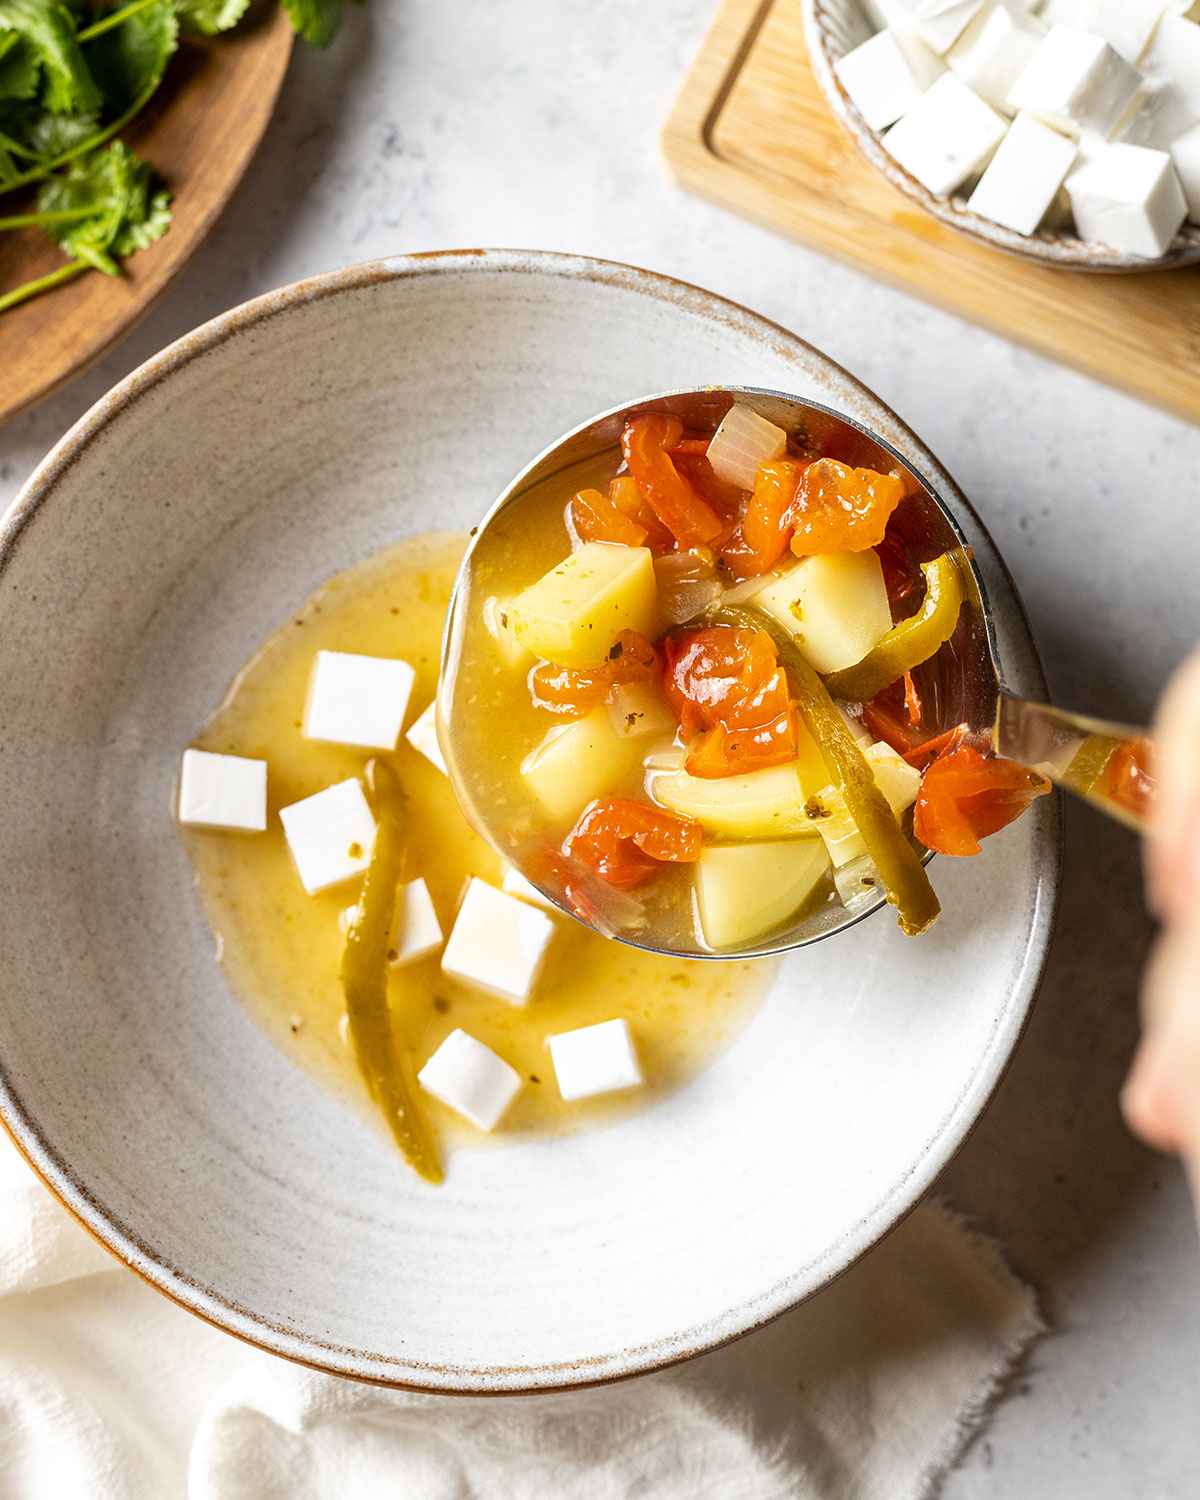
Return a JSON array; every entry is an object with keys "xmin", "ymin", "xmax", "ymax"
[
  {"xmin": 663, "ymin": 0, "xmax": 1200, "ymax": 425},
  {"xmin": 0, "ymin": 7, "xmax": 293, "ymax": 426}
]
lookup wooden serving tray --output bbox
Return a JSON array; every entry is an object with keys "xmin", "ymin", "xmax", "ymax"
[
  {"xmin": 0, "ymin": 8, "xmax": 293, "ymax": 427},
  {"xmin": 663, "ymin": 0, "xmax": 1200, "ymax": 424}
]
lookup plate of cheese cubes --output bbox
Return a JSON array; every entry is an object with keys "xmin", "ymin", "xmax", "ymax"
[
  {"xmin": 0, "ymin": 251, "xmax": 1058, "ymax": 1390},
  {"xmin": 804, "ymin": 0, "xmax": 1200, "ymax": 269}
]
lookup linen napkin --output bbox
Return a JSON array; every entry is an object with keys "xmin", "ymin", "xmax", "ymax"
[{"xmin": 0, "ymin": 1133, "xmax": 1042, "ymax": 1499}]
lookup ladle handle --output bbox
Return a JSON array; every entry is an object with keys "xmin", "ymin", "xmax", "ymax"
[{"xmin": 994, "ymin": 694, "xmax": 1155, "ymax": 833}]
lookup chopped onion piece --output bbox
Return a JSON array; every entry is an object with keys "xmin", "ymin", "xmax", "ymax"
[
  {"xmin": 834, "ymin": 854, "xmax": 882, "ymax": 915},
  {"xmin": 644, "ymin": 741, "xmax": 687, "ymax": 774},
  {"xmin": 720, "ymin": 571, "xmax": 777, "ymax": 606},
  {"xmin": 707, "ymin": 403, "xmax": 788, "ymax": 491},
  {"xmin": 654, "ymin": 548, "xmax": 722, "ymax": 625},
  {"xmin": 662, "ymin": 578, "xmax": 723, "ymax": 625}
]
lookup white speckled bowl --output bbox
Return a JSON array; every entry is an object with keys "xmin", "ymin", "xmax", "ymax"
[
  {"xmin": 804, "ymin": 0, "xmax": 1200, "ymax": 273},
  {"xmin": 0, "ymin": 251, "xmax": 1059, "ymax": 1391}
]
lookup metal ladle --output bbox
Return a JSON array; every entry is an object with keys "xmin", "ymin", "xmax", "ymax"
[{"xmin": 439, "ymin": 387, "xmax": 1152, "ymax": 956}]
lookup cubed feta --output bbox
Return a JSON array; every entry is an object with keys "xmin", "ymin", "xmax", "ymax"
[
  {"xmin": 548, "ymin": 1019, "xmax": 643, "ymax": 1102},
  {"xmin": 280, "ymin": 778, "xmax": 376, "ymax": 894},
  {"xmin": 948, "ymin": 4, "xmax": 1041, "ymax": 112},
  {"xmin": 969, "ymin": 111, "xmax": 1078, "ymax": 232},
  {"xmin": 883, "ymin": 74, "xmax": 1008, "ymax": 194},
  {"xmin": 405, "ymin": 700, "xmax": 447, "ymax": 775},
  {"xmin": 338, "ymin": 877, "xmax": 444, "ymax": 963},
  {"xmin": 418, "ymin": 1029, "xmax": 522, "ymax": 1131},
  {"xmin": 303, "ymin": 650, "xmax": 415, "ymax": 751},
  {"xmin": 835, "ymin": 29, "xmax": 945, "ymax": 132},
  {"xmin": 178, "ymin": 748, "xmax": 267, "ymax": 832},
  {"xmin": 501, "ymin": 865, "xmax": 562, "ymax": 915},
  {"xmin": 1124, "ymin": 17, "xmax": 1200, "ymax": 147},
  {"xmin": 441, "ymin": 877, "xmax": 556, "ymax": 1006},
  {"xmin": 1066, "ymin": 141, "xmax": 1188, "ymax": 254},
  {"xmin": 911, "ymin": 0, "xmax": 985, "ymax": 54},
  {"xmin": 1008, "ymin": 27, "xmax": 1142, "ymax": 138},
  {"xmin": 1171, "ymin": 121, "xmax": 1200, "ymax": 219},
  {"xmin": 1039, "ymin": 0, "xmax": 1165, "ymax": 65}
]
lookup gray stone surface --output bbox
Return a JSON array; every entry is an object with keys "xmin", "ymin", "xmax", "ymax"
[{"xmin": 1, "ymin": 1, "xmax": 1197, "ymax": 1492}]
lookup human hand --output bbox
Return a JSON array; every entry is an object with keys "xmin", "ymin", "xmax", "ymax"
[{"xmin": 1123, "ymin": 648, "xmax": 1200, "ymax": 1181}]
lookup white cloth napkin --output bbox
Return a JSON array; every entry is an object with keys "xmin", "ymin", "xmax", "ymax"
[{"xmin": 0, "ymin": 1134, "xmax": 1043, "ymax": 1499}]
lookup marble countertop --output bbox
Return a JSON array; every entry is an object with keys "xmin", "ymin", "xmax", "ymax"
[{"xmin": 2, "ymin": 2, "xmax": 1197, "ymax": 1492}]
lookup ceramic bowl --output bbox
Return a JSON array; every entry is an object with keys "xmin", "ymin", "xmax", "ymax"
[
  {"xmin": 803, "ymin": 0, "xmax": 1200, "ymax": 274},
  {"xmin": 0, "ymin": 251, "xmax": 1059, "ymax": 1391}
]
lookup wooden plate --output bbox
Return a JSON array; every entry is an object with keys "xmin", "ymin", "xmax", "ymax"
[{"xmin": 0, "ymin": 7, "xmax": 293, "ymax": 426}]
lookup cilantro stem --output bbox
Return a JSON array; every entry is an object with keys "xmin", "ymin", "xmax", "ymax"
[
  {"xmin": 76, "ymin": 0, "xmax": 163, "ymax": 43},
  {"xmin": 0, "ymin": 258, "xmax": 89, "ymax": 314},
  {"xmin": 0, "ymin": 129, "xmax": 46, "ymax": 164},
  {"xmin": 0, "ymin": 206, "xmax": 102, "ymax": 230},
  {"xmin": 0, "ymin": 83, "xmax": 158, "ymax": 196}
]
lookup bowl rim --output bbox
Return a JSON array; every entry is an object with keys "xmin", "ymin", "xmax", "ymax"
[
  {"xmin": 0, "ymin": 248, "xmax": 1062, "ymax": 1393},
  {"xmin": 801, "ymin": 0, "xmax": 1200, "ymax": 276}
]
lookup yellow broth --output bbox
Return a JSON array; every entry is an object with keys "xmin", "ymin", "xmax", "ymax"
[{"xmin": 181, "ymin": 532, "xmax": 771, "ymax": 1149}]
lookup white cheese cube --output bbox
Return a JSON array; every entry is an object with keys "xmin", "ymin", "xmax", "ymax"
[
  {"xmin": 548, "ymin": 1019, "xmax": 643, "ymax": 1102},
  {"xmin": 441, "ymin": 877, "xmax": 556, "ymax": 1006},
  {"xmin": 390, "ymin": 879, "xmax": 443, "ymax": 965},
  {"xmin": 418, "ymin": 1029, "xmax": 522, "ymax": 1131},
  {"xmin": 1124, "ymin": 17, "xmax": 1200, "ymax": 147},
  {"xmin": 911, "ymin": 0, "xmax": 985, "ymax": 54},
  {"xmin": 280, "ymin": 778, "xmax": 376, "ymax": 895},
  {"xmin": 948, "ymin": 4, "xmax": 1041, "ymax": 112},
  {"xmin": 835, "ymin": 29, "xmax": 945, "ymax": 131},
  {"xmin": 1171, "ymin": 122, "xmax": 1200, "ymax": 219},
  {"xmin": 338, "ymin": 879, "xmax": 445, "ymax": 963},
  {"xmin": 178, "ymin": 749, "xmax": 267, "ymax": 832},
  {"xmin": 883, "ymin": 74, "xmax": 1007, "ymax": 194},
  {"xmin": 404, "ymin": 700, "xmax": 447, "ymax": 775},
  {"xmin": 303, "ymin": 650, "xmax": 415, "ymax": 751},
  {"xmin": 1066, "ymin": 142, "xmax": 1187, "ymax": 254},
  {"xmin": 969, "ymin": 111, "xmax": 1078, "ymax": 231},
  {"xmin": 1039, "ymin": 0, "xmax": 1165, "ymax": 65},
  {"xmin": 1008, "ymin": 28, "xmax": 1142, "ymax": 138},
  {"xmin": 501, "ymin": 865, "xmax": 562, "ymax": 915}
]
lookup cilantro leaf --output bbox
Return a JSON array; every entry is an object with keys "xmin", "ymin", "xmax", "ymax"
[
  {"xmin": 176, "ymin": 0, "xmax": 250, "ymax": 37},
  {"xmin": 0, "ymin": 31, "xmax": 40, "ymax": 101},
  {"xmin": 84, "ymin": 0, "xmax": 176, "ymax": 115},
  {"xmin": 21, "ymin": 103, "xmax": 93, "ymax": 153},
  {"xmin": 37, "ymin": 138, "xmax": 170, "ymax": 272},
  {"xmin": 281, "ymin": 0, "xmax": 350, "ymax": 48},
  {"xmin": 0, "ymin": 0, "xmax": 100, "ymax": 114}
]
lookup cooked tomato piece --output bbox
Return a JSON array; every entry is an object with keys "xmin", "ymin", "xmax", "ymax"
[
  {"xmin": 788, "ymin": 459, "xmax": 906, "ymax": 557},
  {"xmin": 876, "ymin": 532, "xmax": 924, "ymax": 618},
  {"xmin": 566, "ymin": 798, "xmax": 703, "ymax": 889},
  {"xmin": 568, "ymin": 487, "xmax": 647, "ymax": 547},
  {"xmin": 622, "ymin": 414, "xmax": 725, "ymax": 548},
  {"xmin": 903, "ymin": 670, "xmax": 922, "ymax": 728},
  {"xmin": 672, "ymin": 449, "xmax": 745, "ymax": 520},
  {"xmin": 670, "ymin": 436, "xmax": 714, "ymax": 457},
  {"xmin": 1101, "ymin": 737, "xmax": 1155, "ymax": 822},
  {"xmin": 722, "ymin": 458, "xmax": 808, "ymax": 579},
  {"xmin": 686, "ymin": 705, "xmax": 798, "ymax": 778},
  {"xmin": 862, "ymin": 696, "xmax": 923, "ymax": 757},
  {"xmin": 609, "ymin": 475, "xmax": 674, "ymax": 552},
  {"xmin": 662, "ymin": 625, "xmax": 776, "ymax": 737},
  {"xmin": 529, "ymin": 630, "xmax": 659, "ymax": 717},
  {"xmin": 914, "ymin": 747, "xmax": 1049, "ymax": 857}
]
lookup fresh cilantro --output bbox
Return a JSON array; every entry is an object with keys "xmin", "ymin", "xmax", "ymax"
[
  {"xmin": 0, "ymin": 31, "xmax": 40, "ymax": 100},
  {"xmin": 176, "ymin": 0, "xmax": 250, "ymax": 36},
  {"xmin": 0, "ymin": 0, "xmax": 100, "ymax": 114},
  {"xmin": 85, "ymin": 0, "xmax": 176, "ymax": 112},
  {"xmin": 37, "ymin": 139, "xmax": 170, "ymax": 269},
  {"xmin": 281, "ymin": 0, "xmax": 351, "ymax": 48}
]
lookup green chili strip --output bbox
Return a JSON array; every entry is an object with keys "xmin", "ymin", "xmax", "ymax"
[
  {"xmin": 1062, "ymin": 733, "xmax": 1118, "ymax": 798},
  {"xmin": 824, "ymin": 551, "xmax": 966, "ymax": 703},
  {"xmin": 712, "ymin": 604, "xmax": 941, "ymax": 936},
  {"xmin": 341, "ymin": 759, "xmax": 442, "ymax": 1183}
]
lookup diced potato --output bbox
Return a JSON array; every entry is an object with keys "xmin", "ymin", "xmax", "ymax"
[
  {"xmin": 508, "ymin": 542, "xmax": 657, "ymax": 667},
  {"xmin": 607, "ymin": 681, "xmax": 676, "ymax": 741},
  {"xmin": 695, "ymin": 840, "xmax": 831, "ymax": 949},
  {"xmin": 749, "ymin": 552, "xmax": 892, "ymax": 675},
  {"xmin": 651, "ymin": 761, "xmax": 823, "ymax": 840},
  {"xmin": 483, "ymin": 596, "xmax": 534, "ymax": 669},
  {"xmin": 807, "ymin": 740, "xmax": 922, "ymax": 868},
  {"xmin": 521, "ymin": 707, "xmax": 645, "ymax": 824}
]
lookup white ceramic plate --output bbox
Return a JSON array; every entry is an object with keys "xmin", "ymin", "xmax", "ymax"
[{"xmin": 0, "ymin": 251, "xmax": 1059, "ymax": 1391}]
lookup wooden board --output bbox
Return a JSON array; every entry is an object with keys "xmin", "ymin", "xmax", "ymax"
[
  {"xmin": 0, "ymin": 8, "xmax": 293, "ymax": 426},
  {"xmin": 663, "ymin": 0, "xmax": 1200, "ymax": 425}
]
